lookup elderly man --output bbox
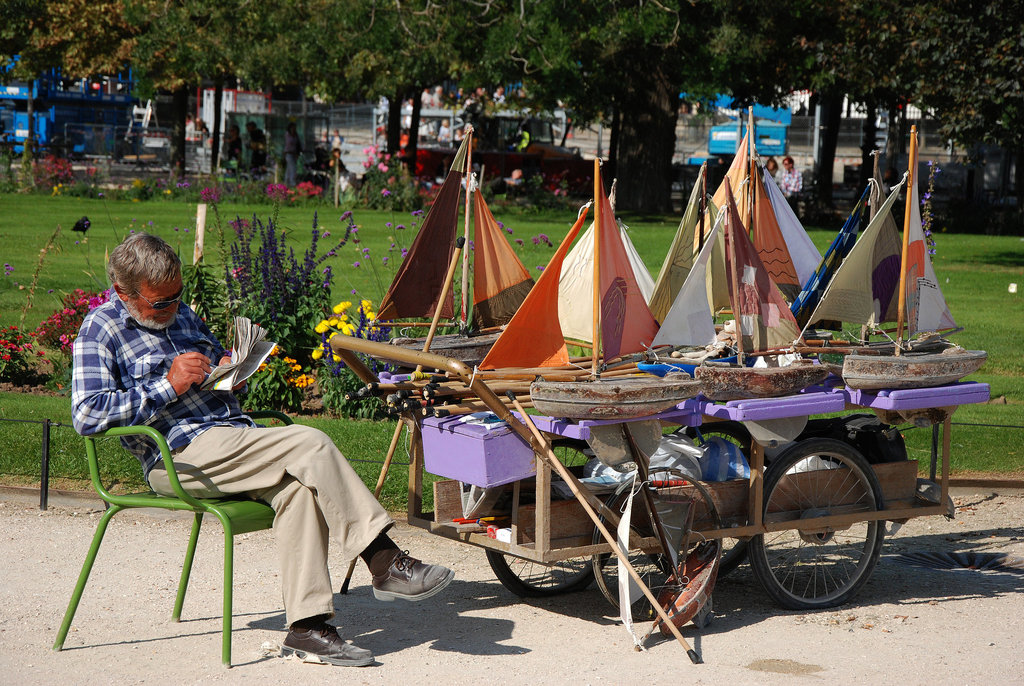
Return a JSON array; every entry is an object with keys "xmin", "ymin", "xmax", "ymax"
[{"xmin": 72, "ymin": 233, "xmax": 453, "ymax": 667}]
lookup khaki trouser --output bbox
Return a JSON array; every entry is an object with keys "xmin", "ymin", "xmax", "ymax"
[{"xmin": 147, "ymin": 424, "xmax": 393, "ymax": 625}]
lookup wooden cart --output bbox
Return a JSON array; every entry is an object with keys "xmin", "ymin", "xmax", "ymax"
[{"xmin": 331, "ymin": 335, "xmax": 990, "ymax": 616}]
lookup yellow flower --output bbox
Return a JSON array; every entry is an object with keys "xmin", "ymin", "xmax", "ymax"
[
  {"xmin": 164, "ymin": 189, "xmax": 172, "ymax": 195},
  {"xmin": 270, "ymin": 345, "xmax": 280, "ymax": 355},
  {"xmin": 327, "ymin": 331, "xmax": 339, "ymax": 341},
  {"xmin": 291, "ymin": 364, "xmax": 301, "ymax": 372},
  {"xmin": 332, "ymin": 302, "xmax": 350, "ymax": 314},
  {"xmin": 311, "ymin": 348, "xmax": 324, "ymax": 360},
  {"xmin": 314, "ymin": 321, "xmax": 329, "ymax": 334},
  {"xmin": 341, "ymin": 323, "xmax": 356, "ymax": 336},
  {"xmin": 332, "ymin": 354, "xmax": 341, "ymax": 362},
  {"xmin": 283, "ymin": 357, "xmax": 296, "ymax": 364},
  {"xmin": 361, "ymin": 299, "xmax": 373, "ymax": 311},
  {"xmin": 327, "ymin": 317, "xmax": 340, "ymax": 327}
]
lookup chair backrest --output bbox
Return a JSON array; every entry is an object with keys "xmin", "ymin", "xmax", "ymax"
[{"xmin": 83, "ymin": 411, "xmax": 293, "ymax": 512}]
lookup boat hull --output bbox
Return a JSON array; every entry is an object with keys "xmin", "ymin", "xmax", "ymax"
[
  {"xmin": 694, "ymin": 362, "xmax": 829, "ymax": 402},
  {"xmin": 530, "ymin": 375, "xmax": 703, "ymax": 420},
  {"xmin": 386, "ymin": 331, "xmax": 502, "ymax": 367},
  {"xmin": 842, "ymin": 349, "xmax": 987, "ymax": 390}
]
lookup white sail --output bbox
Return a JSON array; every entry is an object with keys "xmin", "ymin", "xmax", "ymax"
[
  {"xmin": 803, "ymin": 176, "xmax": 908, "ymax": 328},
  {"xmin": 905, "ymin": 171, "xmax": 957, "ymax": 334},
  {"xmin": 652, "ymin": 214, "xmax": 724, "ymax": 347},
  {"xmin": 558, "ymin": 219, "xmax": 654, "ymax": 344},
  {"xmin": 649, "ymin": 166, "xmax": 718, "ymax": 321}
]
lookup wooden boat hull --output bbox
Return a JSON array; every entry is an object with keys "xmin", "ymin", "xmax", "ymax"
[
  {"xmin": 694, "ymin": 362, "xmax": 829, "ymax": 402},
  {"xmin": 655, "ymin": 539, "xmax": 722, "ymax": 636},
  {"xmin": 842, "ymin": 348, "xmax": 987, "ymax": 390},
  {"xmin": 386, "ymin": 331, "xmax": 502, "ymax": 367},
  {"xmin": 529, "ymin": 375, "xmax": 703, "ymax": 419}
]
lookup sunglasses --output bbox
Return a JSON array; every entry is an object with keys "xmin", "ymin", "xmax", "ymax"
[{"xmin": 137, "ymin": 288, "xmax": 183, "ymax": 310}]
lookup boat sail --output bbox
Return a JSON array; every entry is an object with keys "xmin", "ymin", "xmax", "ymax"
[{"xmin": 374, "ymin": 132, "xmax": 535, "ymax": 363}]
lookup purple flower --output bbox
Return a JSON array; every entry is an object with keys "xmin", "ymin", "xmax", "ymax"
[
  {"xmin": 411, "ymin": 209, "xmax": 424, "ymax": 217},
  {"xmin": 382, "ymin": 257, "xmax": 389, "ymax": 265},
  {"xmin": 401, "ymin": 248, "xmax": 408, "ymax": 258},
  {"xmin": 536, "ymin": 265, "xmax": 544, "ymax": 271},
  {"xmin": 381, "ymin": 188, "xmax": 391, "ymax": 197},
  {"xmin": 396, "ymin": 224, "xmax": 406, "ymax": 230},
  {"xmin": 351, "ymin": 289, "xmax": 357, "ymax": 295},
  {"xmin": 353, "ymin": 261, "xmax": 361, "ymax": 268},
  {"xmin": 340, "ymin": 211, "xmax": 353, "ymax": 220},
  {"xmin": 515, "ymin": 238, "xmax": 523, "ymax": 246},
  {"xmin": 3, "ymin": 263, "xmax": 11, "ymax": 275},
  {"xmin": 532, "ymin": 236, "xmax": 540, "ymax": 245},
  {"xmin": 200, "ymin": 186, "xmax": 221, "ymax": 203},
  {"xmin": 362, "ymin": 248, "xmax": 370, "ymax": 255}
]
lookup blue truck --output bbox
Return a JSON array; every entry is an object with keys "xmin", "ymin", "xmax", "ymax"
[{"xmin": 1, "ymin": 58, "xmax": 136, "ymax": 156}]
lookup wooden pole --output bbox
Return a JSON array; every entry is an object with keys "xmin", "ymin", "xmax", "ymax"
[
  {"xmin": 505, "ymin": 394, "xmax": 702, "ymax": 663},
  {"xmin": 727, "ymin": 192, "xmax": 745, "ymax": 364},
  {"xmin": 340, "ymin": 236, "xmax": 465, "ymax": 593},
  {"xmin": 895, "ymin": 125, "xmax": 918, "ymax": 355},
  {"xmin": 592, "ymin": 159, "xmax": 601, "ymax": 377},
  {"xmin": 459, "ymin": 131, "xmax": 474, "ymax": 331},
  {"xmin": 193, "ymin": 203, "xmax": 206, "ymax": 265},
  {"xmin": 697, "ymin": 161, "xmax": 707, "ymax": 253}
]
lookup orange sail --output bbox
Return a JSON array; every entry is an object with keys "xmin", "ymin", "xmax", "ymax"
[
  {"xmin": 472, "ymin": 192, "xmax": 535, "ymax": 329},
  {"xmin": 749, "ymin": 165, "xmax": 801, "ymax": 300},
  {"xmin": 376, "ymin": 137, "xmax": 468, "ymax": 322},
  {"xmin": 594, "ymin": 176, "xmax": 660, "ymax": 360},
  {"xmin": 711, "ymin": 129, "xmax": 750, "ymax": 210},
  {"xmin": 479, "ymin": 208, "xmax": 589, "ymax": 370},
  {"xmin": 724, "ymin": 184, "xmax": 800, "ymax": 352}
]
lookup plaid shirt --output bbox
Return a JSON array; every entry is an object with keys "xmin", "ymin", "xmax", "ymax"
[
  {"xmin": 779, "ymin": 168, "xmax": 803, "ymax": 197},
  {"xmin": 71, "ymin": 294, "xmax": 255, "ymax": 478}
]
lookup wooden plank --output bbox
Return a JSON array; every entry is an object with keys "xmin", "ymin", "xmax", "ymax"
[{"xmin": 433, "ymin": 479, "xmax": 464, "ymax": 523}]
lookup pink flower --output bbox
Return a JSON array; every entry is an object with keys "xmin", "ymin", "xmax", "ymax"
[{"xmin": 377, "ymin": 162, "xmax": 389, "ymax": 172}]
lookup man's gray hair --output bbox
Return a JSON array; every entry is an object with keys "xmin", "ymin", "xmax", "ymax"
[{"xmin": 107, "ymin": 233, "xmax": 181, "ymax": 294}]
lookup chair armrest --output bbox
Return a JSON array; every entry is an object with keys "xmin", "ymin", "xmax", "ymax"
[
  {"xmin": 84, "ymin": 425, "xmax": 206, "ymax": 509},
  {"xmin": 246, "ymin": 410, "xmax": 294, "ymax": 426}
]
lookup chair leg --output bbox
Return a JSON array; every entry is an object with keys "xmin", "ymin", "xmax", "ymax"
[
  {"xmin": 53, "ymin": 505, "xmax": 123, "ymax": 651},
  {"xmin": 221, "ymin": 519, "xmax": 235, "ymax": 667},
  {"xmin": 173, "ymin": 512, "xmax": 203, "ymax": 621}
]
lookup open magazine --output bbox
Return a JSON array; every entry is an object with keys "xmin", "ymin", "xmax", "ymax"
[{"xmin": 200, "ymin": 316, "xmax": 276, "ymax": 391}]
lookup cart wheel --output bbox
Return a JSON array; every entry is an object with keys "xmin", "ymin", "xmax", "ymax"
[
  {"xmin": 680, "ymin": 422, "xmax": 753, "ymax": 577},
  {"xmin": 591, "ymin": 469, "xmax": 720, "ymax": 620},
  {"xmin": 549, "ymin": 438, "xmax": 593, "ymax": 469},
  {"xmin": 485, "ymin": 550, "xmax": 594, "ymax": 597},
  {"xmin": 682, "ymin": 421, "xmax": 753, "ymax": 457},
  {"xmin": 748, "ymin": 437, "xmax": 884, "ymax": 610},
  {"xmin": 484, "ymin": 437, "xmax": 595, "ymax": 598}
]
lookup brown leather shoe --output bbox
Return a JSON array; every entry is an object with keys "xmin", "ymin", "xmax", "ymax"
[
  {"xmin": 371, "ymin": 550, "xmax": 455, "ymax": 602},
  {"xmin": 282, "ymin": 622, "xmax": 374, "ymax": 667}
]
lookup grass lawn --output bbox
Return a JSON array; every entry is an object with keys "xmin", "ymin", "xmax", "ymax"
[{"xmin": 1, "ymin": 193, "xmax": 1022, "ymax": 504}]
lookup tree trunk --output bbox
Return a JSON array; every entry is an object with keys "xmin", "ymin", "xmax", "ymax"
[
  {"xmin": 858, "ymin": 102, "xmax": 878, "ymax": 190},
  {"xmin": 812, "ymin": 91, "xmax": 843, "ymax": 211},
  {"xmin": 885, "ymin": 102, "xmax": 901, "ymax": 178},
  {"xmin": 386, "ymin": 88, "xmax": 404, "ymax": 157},
  {"xmin": 407, "ymin": 89, "xmax": 422, "ymax": 174},
  {"xmin": 615, "ymin": 67, "xmax": 677, "ymax": 213},
  {"xmin": 170, "ymin": 86, "xmax": 188, "ymax": 179},
  {"xmin": 607, "ymin": 105, "xmax": 620, "ymax": 181},
  {"xmin": 211, "ymin": 78, "xmax": 223, "ymax": 173}
]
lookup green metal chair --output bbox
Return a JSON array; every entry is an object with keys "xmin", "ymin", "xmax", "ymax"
[{"xmin": 53, "ymin": 411, "xmax": 292, "ymax": 667}]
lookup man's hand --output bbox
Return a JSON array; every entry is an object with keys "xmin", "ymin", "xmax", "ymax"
[{"xmin": 167, "ymin": 352, "xmax": 212, "ymax": 396}]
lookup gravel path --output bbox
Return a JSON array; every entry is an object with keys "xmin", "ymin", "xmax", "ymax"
[{"xmin": 2, "ymin": 487, "xmax": 1023, "ymax": 685}]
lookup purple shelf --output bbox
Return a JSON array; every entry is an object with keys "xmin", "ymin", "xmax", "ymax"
[
  {"xmin": 842, "ymin": 381, "xmax": 990, "ymax": 411},
  {"xmin": 699, "ymin": 391, "xmax": 847, "ymax": 422}
]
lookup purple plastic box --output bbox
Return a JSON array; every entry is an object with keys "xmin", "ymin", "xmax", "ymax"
[{"xmin": 421, "ymin": 415, "xmax": 537, "ymax": 488}]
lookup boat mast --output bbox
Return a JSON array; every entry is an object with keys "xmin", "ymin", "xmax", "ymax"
[
  {"xmin": 895, "ymin": 125, "xmax": 918, "ymax": 355},
  {"xmin": 592, "ymin": 158, "xmax": 601, "ymax": 377},
  {"xmin": 728, "ymin": 191, "xmax": 745, "ymax": 365},
  {"xmin": 697, "ymin": 161, "xmax": 707, "ymax": 253},
  {"xmin": 459, "ymin": 128, "xmax": 475, "ymax": 333},
  {"xmin": 747, "ymin": 106, "xmax": 756, "ymax": 236}
]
